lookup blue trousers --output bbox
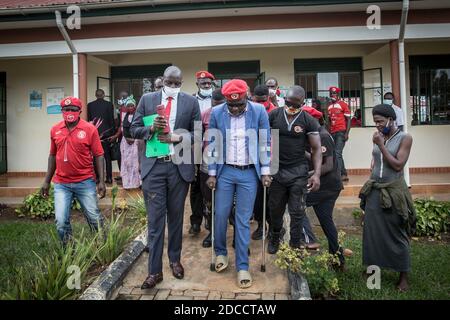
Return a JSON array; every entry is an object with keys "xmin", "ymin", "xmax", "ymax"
[
  {"xmin": 54, "ymin": 178, "xmax": 103, "ymax": 243},
  {"xmin": 214, "ymin": 165, "xmax": 258, "ymax": 271}
]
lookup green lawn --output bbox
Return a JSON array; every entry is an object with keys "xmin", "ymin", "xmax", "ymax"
[
  {"xmin": 333, "ymin": 234, "xmax": 450, "ymax": 300},
  {"xmin": 0, "ymin": 221, "xmax": 86, "ymax": 294}
]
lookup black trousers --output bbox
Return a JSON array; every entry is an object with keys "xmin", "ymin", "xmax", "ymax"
[
  {"xmin": 190, "ymin": 165, "xmax": 205, "ymax": 226},
  {"xmin": 143, "ymin": 160, "xmax": 189, "ymax": 274},
  {"xmin": 253, "ymin": 182, "xmax": 271, "ymax": 225},
  {"xmin": 268, "ymin": 166, "xmax": 308, "ymax": 245},
  {"xmin": 302, "ymin": 190, "xmax": 345, "ymax": 264},
  {"xmin": 94, "ymin": 140, "xmax": 113, "ymax": 182}
]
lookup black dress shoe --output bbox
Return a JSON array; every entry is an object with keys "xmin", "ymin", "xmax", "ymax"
[
  {"xmin": 251, "ymin": 222, "xmax": 266, "ymax": 240},
  {"xmin": 189, "ymin": 224, "xmax": 201, "ymax": 235},
  {"xmin": 141, "ymin": 273, "xmax": 163, "ymax": 289},
  {"xmin": 169, "ymin": 262, "xmax": 184, "ymax": 279},
  {"xmin": 105, "ymin": 179, "xmax": 113, "ymax": 184},
  {"xmin": 202, "ymin": 232, "xmax": 212, "ymax": 248}
]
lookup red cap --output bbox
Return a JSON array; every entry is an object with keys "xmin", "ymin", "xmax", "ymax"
[
  {"xmin": 60, "ymin": 96, "xmax": 82, "ymax": 109},
  {"xmin": 301, "ymin": 106, "xmax": 323, "ymax": 120},
  {"xmin": 196, "ymin": 70, "xmax": 215, "ymax": 80},
  {"xmin": 222, "ymin": 79, "xmax": 248, "ymax": 101},
  {"xmin": 329, "ymin": 86, "xmax": 341, "ymax": 93}
]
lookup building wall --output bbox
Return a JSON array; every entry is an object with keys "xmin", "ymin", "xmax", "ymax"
[
  {"xmin": 0, "ymin": 41, "xmax": 449, "ymax": 172},
  {"xmin": 0, "ymin": 56, "xmax": 109, "ymax": 172}
]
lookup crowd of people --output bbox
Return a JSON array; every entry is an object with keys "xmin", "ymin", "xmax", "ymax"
[{"xmin": 41, "ymin": 65, "xmax": 415, "ymax": 293}]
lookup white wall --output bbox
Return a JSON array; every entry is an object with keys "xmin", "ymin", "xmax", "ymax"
[{"xmin": 0, "ymin": 56, "xmax": 109, "ymax": 172}]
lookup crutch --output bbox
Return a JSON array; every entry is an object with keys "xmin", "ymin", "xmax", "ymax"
[
  {"xmin": 210, "ymin": 188, "xmax": 216, "ymax": 272},
  {"xmin": 261, "ymin": 185, "xmax": 267, "ymax": 272}
]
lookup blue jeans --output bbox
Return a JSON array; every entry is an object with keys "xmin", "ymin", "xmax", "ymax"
[
  {"xmin": 214, "ymin": 165, "xmax": 258, "ymax": 271},
  {"xmin": 54, "ymin": 178, "xmax": 103, "ymax": 243}
]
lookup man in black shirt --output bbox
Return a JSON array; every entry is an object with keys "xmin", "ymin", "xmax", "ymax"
[
  {"xmin": 87, "ymin": 89, "xmax": 117, "ymax": 184},
  {"xmin": 301, "ymin": 106, "xmax": 345, "ymax": 268},
  {"xmin": 267, "ymin": 86, "xmax": 322, "ymax": 254}
]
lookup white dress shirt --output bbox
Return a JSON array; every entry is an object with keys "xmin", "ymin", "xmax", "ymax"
[
  {"xmin": 226, "ymin": 111, "xmax": 249, "ymax": 166},
  {"xmin": 196, "ymin": 93, "xmax": 212, "ymax": 114},
  {"xmin": 392, "ymin": 104, "xmax": 404, "ymax": 127},
  {"xmin": 161, "ymin": 89, "xmax": 178, "ymax": 156}
]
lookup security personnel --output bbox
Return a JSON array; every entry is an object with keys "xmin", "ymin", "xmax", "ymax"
[
  {"xmin": 189, "ymin": 70, "xmax": 216, "ymax": 235},
  {"xmin": 267, "ymin": 85, "xmax": 322, "ymax": 254}
]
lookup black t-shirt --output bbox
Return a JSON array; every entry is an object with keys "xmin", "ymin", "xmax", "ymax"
[
  {"xmin": 307, "ymin": 126, "xmax": 343, "ymax": 192},
  {"xmin": 87, "ymin": 98, "xmax": 116, "ymax": 139},
  {"xmin": 269, "ymin": 108, "xmax": 320, "ymax": 169}
]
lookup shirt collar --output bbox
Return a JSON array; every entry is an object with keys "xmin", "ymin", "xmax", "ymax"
[{"xmin": 162, "ymin": 89, "xmax": 177, "ymax": 101}]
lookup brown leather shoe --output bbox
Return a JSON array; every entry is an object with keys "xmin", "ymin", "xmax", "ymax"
[
  {"xmin": 169, "ymin": 262, "xmax": 184, "ymax": 279},
  {"xmin": 141, "ymin": 273, "xmax": 163, "ymax": 289}
]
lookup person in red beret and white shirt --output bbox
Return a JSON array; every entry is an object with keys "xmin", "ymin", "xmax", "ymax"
[
  {"xmin": 41, "ymin": 96, "xmax": 106, "ymax": 245},
  {"xmin": 327, "ymin": 86, "xmax": 351, "ymax": 182},
  {"xmin": 206, "ymin": 79, "xmax": 272, "ymax": 289},
  {"xmin": 189, "ymin": 70, "xmax": 216, "ymax": 237}
]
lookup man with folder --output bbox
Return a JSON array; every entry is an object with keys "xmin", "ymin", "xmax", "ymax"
[{"xmin": 130, "ymin": 66, "xmax": 201, "ymax": 290}]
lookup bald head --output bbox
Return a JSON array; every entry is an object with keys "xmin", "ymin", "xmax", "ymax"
[
  {"xmin": 285, "ymin": 85, "xmax": 306, "ymax": 108},
  {"xmin": 163, "ymin": 66, "xmax": 183, "ymax": 89}
]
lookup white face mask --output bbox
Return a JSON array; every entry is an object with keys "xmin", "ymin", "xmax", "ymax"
[
  {"xmin": 164, "ymin": 86, "xmax": 180, "ymax": 98},
  {"xmin": 200, "ymin": 88, "xmax": 213, "ymax": 97},
  {"xmin": 383, "ymin": 99, "xmax": 393, "ymax": 105},
  {"xmin": 268, "ymin": 89, "xmax": 277, "ymax": 97}
]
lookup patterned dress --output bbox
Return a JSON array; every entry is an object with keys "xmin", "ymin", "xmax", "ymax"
[{"xmin": 120, "ymin": 113, "xmax": 143, "ymax": 189}]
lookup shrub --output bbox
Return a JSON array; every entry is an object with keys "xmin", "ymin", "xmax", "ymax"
[
  {"xmin": 275, "ymin": 242, "xmax": 340, "ymax": 298},
  {"xmin": 95, "ymin": 212, "xmax": 139, "ymax": 266},
  {"xmin": 414, "ymin": 199, "xmax": 450, "ymax": 239},
  {"xmin": 127, "ymin": 195, "xmax": 147, "ymax": 227},
  {"xmin": 15, "ymin": 185, "xmax": 81, "ymax": 219}
]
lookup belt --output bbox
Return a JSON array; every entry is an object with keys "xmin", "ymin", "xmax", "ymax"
[
  {"xmin": 226, "ymin": 164, "xmax": 255, "ymax": 170},
  {"xmin": 156, "ymin": 155, "xmax": 173, "ymax": 162}
]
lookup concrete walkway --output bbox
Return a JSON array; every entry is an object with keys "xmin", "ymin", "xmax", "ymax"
[{"xmin": 115, "ymin": 202, "xmax": 290, "ymax": 300}]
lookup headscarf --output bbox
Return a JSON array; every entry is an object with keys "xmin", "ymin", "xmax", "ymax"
[{"xmin": 124, "ymin": 95, "xmax": 136, "ymax": 107}]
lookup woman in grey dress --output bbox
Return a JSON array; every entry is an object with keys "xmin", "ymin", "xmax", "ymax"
[{"xmin": 362, "ymin": 104, "xmax": 413, "ymax": 292}]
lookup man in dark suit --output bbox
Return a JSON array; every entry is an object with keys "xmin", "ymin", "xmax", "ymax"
[
  {"xmin": 87, "ymin": 89, "xmax": 118, "ymax": 184},
  {"xmin": 130, "ymin": 66, "xmax": 201, "ymax": 289}
]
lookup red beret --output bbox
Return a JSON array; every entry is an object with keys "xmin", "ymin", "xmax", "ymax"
[
  {"xmin": 302, "ymin": 106, "xmax": 323, "ymax": 120},
  {"xmin": 196, "ymin": 70, "xmax": 215, "ymax": 80},
  {"xmin": 329, "ymin": 86, "xmax": 341, "ymax": 93},
  {"xmin": 222, "ymin": 79, "xmax": 248, "ymax": 101},
  {"xmin": 60, "ymin": 96, "xmax": 82, "ymax": 109}
]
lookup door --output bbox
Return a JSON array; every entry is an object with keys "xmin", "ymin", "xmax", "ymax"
[
  {"xmin": 0, "ymin": 72, "xmax": 6, "ymax": 174},
  {"xmin": 97, "ymin": 76, "xmax": 111, "ymax": 101}
]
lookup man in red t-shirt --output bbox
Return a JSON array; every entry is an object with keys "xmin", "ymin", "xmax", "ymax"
[
  {"xmin": 327, "ymin": 86, "xmax": 351, "ymax": 181},
  {"xmin": 41, "ymin": 96, "xmax": 106, "ymax": 244}
]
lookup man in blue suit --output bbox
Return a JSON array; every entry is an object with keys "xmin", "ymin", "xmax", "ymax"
[{"xmin": 206, "ymin": 79, "xmax": 272, "ymax": 289}]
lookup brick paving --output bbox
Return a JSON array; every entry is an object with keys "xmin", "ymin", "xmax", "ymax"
[{"xmin": 115, "ymin": 200, "xmax": 290, "ymax": 300}]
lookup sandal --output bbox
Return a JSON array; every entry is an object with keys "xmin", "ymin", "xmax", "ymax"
[
  {"xmin": 215, "ymin": 255, "xmax": 228, "ymax": 273},
  {"xmin": 237, "ymin": 270, "xmax": 252, "ymax": 289}
]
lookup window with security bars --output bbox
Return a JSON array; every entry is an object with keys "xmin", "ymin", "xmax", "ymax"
[
  {"xmin": 410, "ymin": 55, "xmax": 450, "ymax": 125},
  {"xmin": 294, "ymin": 57, "xmax": 368, "ymax": 127}
]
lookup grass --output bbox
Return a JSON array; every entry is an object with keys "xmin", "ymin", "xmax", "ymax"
[
  {"xmin": 0, "ymin": 221, "xmax": 86, "ymax": 295},
  {"xmin": 332, "ymin": 233, "xmax": 450, "ymax": 300}
]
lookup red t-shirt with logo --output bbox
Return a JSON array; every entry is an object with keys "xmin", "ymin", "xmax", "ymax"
[
  {"xmin": 327, "ymin": 100, "xmax": 351, "ymax": 134},
  {"xmin": 50, "ymin": 119, "xmax": 104, "ymax": 183}
]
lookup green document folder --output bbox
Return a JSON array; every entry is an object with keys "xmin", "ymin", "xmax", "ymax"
[{"xmin": 142, "ymin": 114, "xmax": 170, "ymax": 158}]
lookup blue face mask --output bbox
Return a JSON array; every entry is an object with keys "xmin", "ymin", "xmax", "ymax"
[
  {"xmin": 381, "ymin": 119, "xmax": 391, "ymax": 135},
  {"xmin": 383, "ymin": 99, "xmax": 393, "ymax": 105}
]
